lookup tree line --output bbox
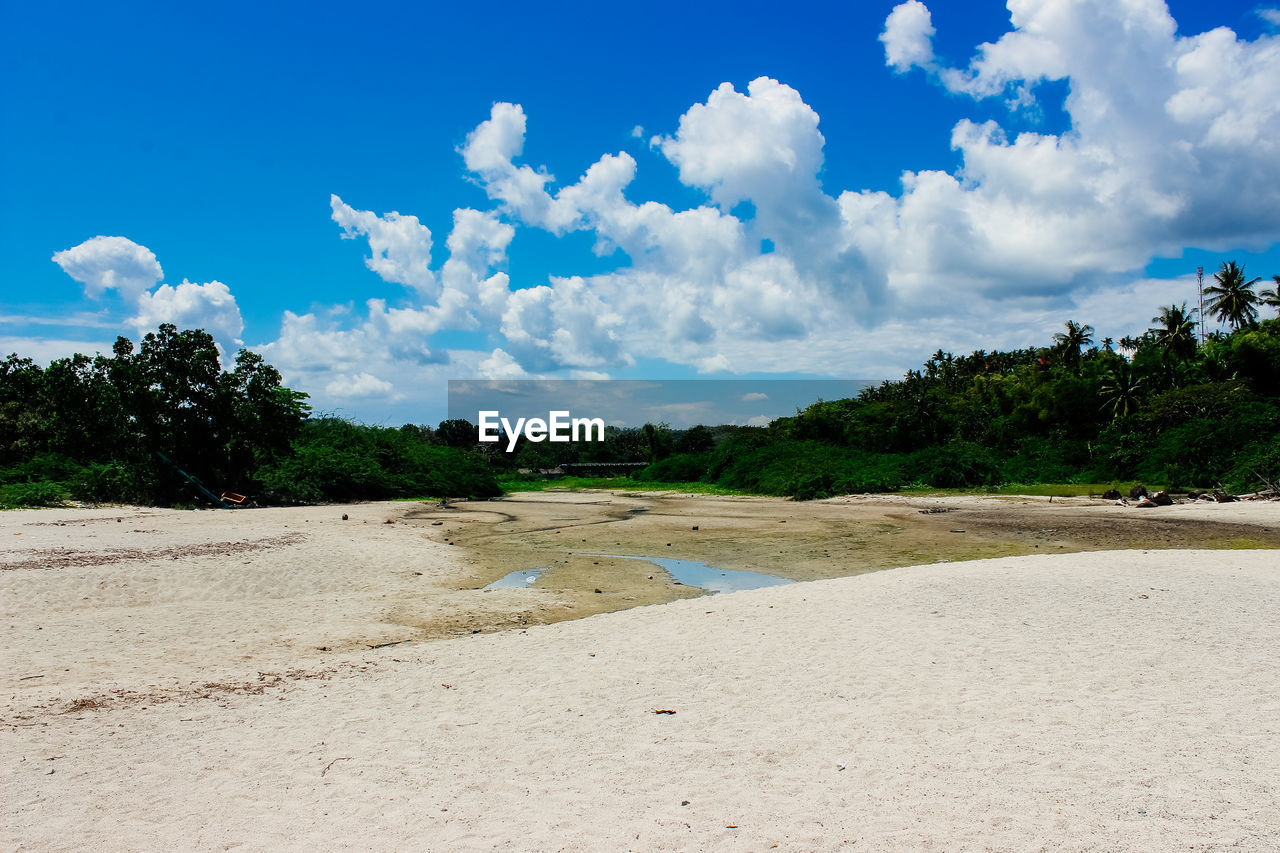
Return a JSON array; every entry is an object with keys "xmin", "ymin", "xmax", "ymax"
[
  {"xmin": 0, "ymin": 325, "xmax": 499, "ymax": 507},
  {"xmin": 3, "ymin": 262, "xmax": 1277, "ymax": 506},
  {"xmin": 630, "ymin": 262, "xmax": 1280, "ymax": 497}
]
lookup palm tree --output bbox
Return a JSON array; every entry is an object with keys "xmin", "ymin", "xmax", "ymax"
[
  {"xmin": 1259, "ymin": 275, "xmax": 1280, "ymax": 318},
  {"xmin": 1204, "ymin": 261, "xmax": 1261, "ymax": 331},
  {"xmin": 1148, "ymin": 303, "xmax": 1197, "ymax": 360},
  {"xmin": 1052, "ymin": 320, "xmax": 1094, "ymax": 369},
  {"xmin": 1098, "ymin": 361, "xmax": 1144, "ymax": 419}
]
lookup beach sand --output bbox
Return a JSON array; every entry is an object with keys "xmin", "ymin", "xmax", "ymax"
[{"xmin": 3, "ymin": 496, "xmax": 1278, "ymax": 850}]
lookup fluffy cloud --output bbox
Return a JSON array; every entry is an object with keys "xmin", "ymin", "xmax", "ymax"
[
  {"xmin": 364, "ymin": 3, "xmax": 1274, "ymax": 390},
  {"xmin": 880, "ymin": 0, "xmax": 936, "ymax": 72},
  {"xmin": 477, "ymin": 348, "xmax": 527, "ymax": 379},
  {"xmin": 331, "ymin": 195, "xmax": 436, "ymax": 297},
  {"xmin": 324, "ymin": 372, "xmax": 397, "ymax": 399},
  {"xmin": 865, "ymin": 0, "xmax": 1280, "ymax": 304},
  {"xmin": 132, "ymin": 279, "xmax": 244, "ymax": 344},
  {"xmin": 51, "ymin": 236, "xmax": 163, "ymax": 301},
  {"xmin": 52, "ymin": 236, "xmax": 244, "ymax": 351},
  {"xmin": 48, "ymin": 2, "xmax": 1276, "ymax": 422}
]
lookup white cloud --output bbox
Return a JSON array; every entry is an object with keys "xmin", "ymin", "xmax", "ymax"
[
  {"xmin": 477, "ymin": 348, "xmax": 527, "ymax": 379},
  {"xmin": 741, "ymin": 392, "xmax": 768, "ymax": 401},
  {"xmin": 41, "ymin": 2, "xmax": 1276, "ymax": 422},
  {"xmin": 131, "ymin": 279, "xmax": 244, "ymax": 344},
  {"xmin": 50, "ymin": 236, "xmax": 245, "ymax": 355},
  {"xmin": 1256, "ymin": 7, "xmax": 1280, "ymax": 27},
  {"xmin": 0, "ymin": 336, "xmax": 114, "ymax": 364},
  {"xmin": 51, "ymin": 236, "xmax": 163, "ymax": 301},
  {"xmin": 324, "ymin": 372, "xmax": 398, "ymax": 399},
  {"xmin": 881, "ymin": 1, "xmax": 936, "ymax": 72},
  {"xmin": 331, "ymin": 194, "xmax": 436, "ymax": 297}
]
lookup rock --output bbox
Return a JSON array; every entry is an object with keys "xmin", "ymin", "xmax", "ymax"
[
  {"xmin": 1102, "ymin": 489, "xmax": 1122, "ymax": 501},
  {"xmin": 1213, "ymin": 489, "xmax": 1237, "ymax": 503},
  {"xmin": 1135, "ymin": 496, "xmax": 1158, "ymax": 508},
  {"xmin": 341, "ymin": 513, "xmax": 348, "ymax": 520},
  {"xmin": 1129, "ymin": 484, "xmax": 1148, "ymax": 500},
  {"xmin": 1151, "ymin": 491, "xmax": 1174, "ymax": 506}
]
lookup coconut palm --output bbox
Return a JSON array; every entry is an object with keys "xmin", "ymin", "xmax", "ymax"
[
  {"xmin": 1204, "ymin": 261, "xmax": 1261, "ymax": 331},
  {"xmin": 1259, "ymin": 275, "xmax": 1280, "ymax": 318},
  {"xmin": 1098, "ymin": 361, "xmax": 1144, "ymax": 419},
  {"xmin": 1052, "ymin": 320, "xmax": 1094, "ymax": 369},
  {"xmin": 1148, "ymin": 303, "xmax": 1197, "ymax": 360}
]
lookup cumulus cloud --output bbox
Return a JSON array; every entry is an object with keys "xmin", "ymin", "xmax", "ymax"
[
  {"xmin": 376, "ymin": 7, "xmax": 1274, "ymax": 389},
  {"xmin": 331, "ymin": 195, "xmax": 436, "ymax": 297},
  {"xmin": 132, "ymin": 279, "xmax": 244, "ymax": 345},
  {"xmin": 850, "ymin": 0, "xmax": 1280, "ymax": 336},
  {"xmin": 52, "ymin": 236, "xmax": 163, "ymax": 301},
  {"xmin": 51, "ymin": 236, "xmax": 244, "ymax": 352},
  {"xmin": 47, "ymin": 1, "xmax": 1271, "ymax": 422},
  {"xmin": 324, "ymin": 372, "xmax": 397, "ymax": 399},
  {"xmin": 478, "ymin": 348, "xmax": 527, "ymax": 379},
  {"xmin": 881, "ymin": 0, "xmax": 936, "ymax": 72}
]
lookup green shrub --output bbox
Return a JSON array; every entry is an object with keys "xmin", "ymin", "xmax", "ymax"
[
  {"xmin": 639, "ymin": 452, "xmax": 711, "ymax": 483},
  {"xmin": 1, "ymin": 480, "xmax": 68, "ymax": 508}
]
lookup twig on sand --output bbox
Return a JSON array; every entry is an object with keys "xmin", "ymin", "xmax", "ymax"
[{"xmin": 321, "ymin": 757, "xmax": 353, "ymax": 777}]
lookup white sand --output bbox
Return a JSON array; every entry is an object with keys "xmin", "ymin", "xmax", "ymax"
[{"xmin": 3, "ymin": 503, "xmax": 1279, "ymax": 851}]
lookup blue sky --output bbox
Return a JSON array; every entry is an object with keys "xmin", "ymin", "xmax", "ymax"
[{"xmin": 3, "ymin": 0, "xmax": 1278, "ymax": 425}]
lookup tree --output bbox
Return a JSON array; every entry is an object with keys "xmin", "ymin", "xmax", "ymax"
[
  {"xmin": 1052, "ymin": 320, "xmax": 1094, "ymax": 369},
  {"xmin": 1148, "ymin": 303, "xmax": 1197, "ymax": 361},
  {"xmin": 1099, "ymin": 361, "xmax": 1145, "ymax": 419},
  {"xmin": 436, "ymin": 419, "xmax": 477, "ymax": 449},
  {"xmin": 1259, "ymin": 276, "xmax": 1280, "ymax": 318},
  {"xmin": 676, "ymin": 424, "xmax": 715, "ymax": 454},
  {"xmin": 1205, "ymin": 261, "xmax": 1261, "ymax": 331}
]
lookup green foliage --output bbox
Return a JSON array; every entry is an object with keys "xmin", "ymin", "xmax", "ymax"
[
  {"xmin": 639, "ymin": 452, "xmax": 712, "ymax": 482},
  {"xmin": 0, "ymin": 480, "xmax": 68, "ymax": 508},
  {"xmin": 256, "ymin": 418, "xmax": 500, "ymax": 503},
  {"xmin": 549, "ymin": 292, "xmax": 1280, "ymax": 500},
  {"xmin": 1222, "ymin": 436, "xmax": 1280, "ymax": 493},
  {"xmin": 5, "ymin": 275, "xmax": 1278, "ymax": 506},
  {"xmin": 1, "ymin": 324, "xmax": 312, "ymax": 506}
]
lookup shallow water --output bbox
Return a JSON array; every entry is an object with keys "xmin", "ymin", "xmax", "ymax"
[
  {"xmin": 590, "ymin": 554, "xmax": 795, "ymax": 594},
  {"xmin": 484, "ymin": 568, "xmax": 547, "ymax": 589},
  {"xmin": 486, "ymin": 555, "xmax": 794, "ymax": 594}
]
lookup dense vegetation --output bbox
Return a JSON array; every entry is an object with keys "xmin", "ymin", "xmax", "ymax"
[
  {"xmin": 3, "ymin": 262, "xmax": 1277, "ymax": 507},
  {"xmin": 0, "ymin": 325, "xmax": 498, "ymax": 507},
  {"xmin": 629, "ymin": 267, "xmax": 1280, "ymax": 498}
]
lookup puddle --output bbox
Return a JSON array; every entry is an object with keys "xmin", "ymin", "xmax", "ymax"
[
  {"xmin": 484, "ymin": 568, "xmax": 547, "ymax": 589},
  {"xmin": 590, "ymin": 554, "xmax": 795, "ymax": 595},
  {"xmin": 485, "ymin": 556, "xmax": 794, "ymax": 595}
]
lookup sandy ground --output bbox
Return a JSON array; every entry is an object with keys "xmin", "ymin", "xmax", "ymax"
[{"xmin": 2, "ymin": 494, "xmax": 1279, "ymax": 850}]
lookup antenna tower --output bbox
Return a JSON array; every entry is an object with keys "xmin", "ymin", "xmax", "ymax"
[{"xmin": 1196, "ymin": 266, "xmax": 1205, "ymax": 345}]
